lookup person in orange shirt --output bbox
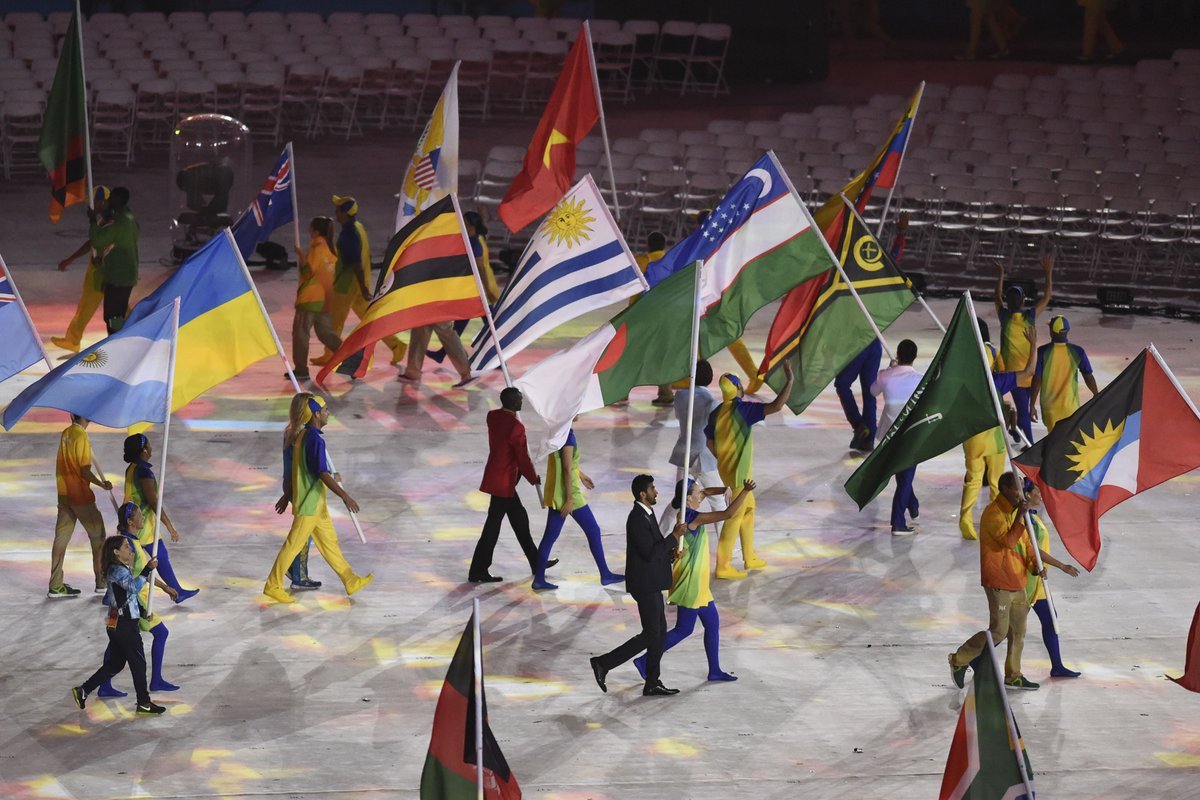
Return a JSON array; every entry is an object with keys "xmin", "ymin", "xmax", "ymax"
[
  {"xmin": 50, "ymin": 414, "xmax": 113, "ymax": 598},
  {"xmin": 292, "ymin": 217, "xmax": 342, "ymax": 382},
  {"xmin": 948, "ymin": 471, "xmax": 1078, "ymax": 691}
]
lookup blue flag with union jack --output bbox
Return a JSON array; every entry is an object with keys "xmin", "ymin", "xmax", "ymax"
[
  {"xmin": 0, "ymin": 259, "xmax": 46, "ymax": 385},
  {"xmin": 230, "ymin": 145, "xmax": 294, "ymax": 259}
]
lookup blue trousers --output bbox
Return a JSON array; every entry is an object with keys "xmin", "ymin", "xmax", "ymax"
[
  {"xmin": 535, "ymin": 505, "xmax": 615, "ymax": 583},
  {"xmin": 151, "ymin": 541, "xmax": 185, "ymax": 594},
  {"xmin": 1032, "ymin": 598, "xmax": 1068, "ymax": 672},
  {"xmin": 891, "ymin": 466, "xmax": 918, "ymax": 530},
  {"xmin": 1012, "ymin": 385, "xmax": 1033, "ymax": 444},
  {"xmin": 835, "ymin": 339, "xmax": 881, "ymax": 438},
  {"xmin": 662, "ymin": 602, "xmax": 724, "ymax": 677}
]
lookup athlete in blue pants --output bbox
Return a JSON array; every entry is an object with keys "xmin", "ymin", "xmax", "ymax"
[{"xmin": 835, "ymin": 339, "xmax": 882, "ymax": 451}]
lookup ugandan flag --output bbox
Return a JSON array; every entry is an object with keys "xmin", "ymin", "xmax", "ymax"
[
  {"xmin": 419, "ymin": 612, "xmax": 520, "ymax": 800},
  {"xmin": 316, "ymin": 196, "xmax": 484, "ymax": 384},
  {"xmin": 758, "ymin": 201, "xmax": 915, "ymax": 414},
  {"xmin": 939, "ymin": 641, "xmax": 1035, "ymax": 800},
  {"xmin": 38, "ymin": 8, "xmax": 89, "ymax": 223},
  {"xmin": 1014, "ymin": 347, "xmax": 1200, "ymax": 571}
]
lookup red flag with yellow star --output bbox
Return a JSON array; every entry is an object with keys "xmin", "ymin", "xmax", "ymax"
[{"xmin": 497, "ymin": 23, "xmax": 600, "ymax": 233}]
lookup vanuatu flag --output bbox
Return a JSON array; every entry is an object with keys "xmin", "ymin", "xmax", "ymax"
[
  {"xmin": 1013, "ymin": 347, "xmax": 1200, "ymax": 570},
  {"xmin": 38, "ymin": 8, "xmax": 89, "ymax": 223},
  {"xmin": 939, "ymin": 640, "xmax": 1035, "ymax": 800},
  {"xmin": 844, "ymin": 295, "xmax": 997, "ymax": 509},
  {"xmin": 759, "ymin": 201, "xmax": 915, "ymax": 414},
  {"xmin": 419, "ymin": 611, "xmax": 521, "ymax": 800},
  {"xmin": 316, "ymin": 196, "xmax": 484, "ymax": 384}
]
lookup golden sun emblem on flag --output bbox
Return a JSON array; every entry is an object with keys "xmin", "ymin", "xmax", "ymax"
[
  {"xmin": 78, "ymin": 350, "xmax": 108, "ymax": 369},
  {"xmin": 539, "ymin": 196, "xmax": 595, "ymax": 249},
  {"xmin": 1066, "ymin": 419, "xmax": 1123, "ymax": 476}
]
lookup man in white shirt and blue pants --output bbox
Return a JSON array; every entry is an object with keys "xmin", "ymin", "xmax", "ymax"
[{"xmin": 871, "ymin": 339, "xmax": 924, "ymax": 535}]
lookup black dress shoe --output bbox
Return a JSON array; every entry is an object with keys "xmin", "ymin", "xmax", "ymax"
[
  {"xmin": 643, "ymin": 682, "xmax": 679, "ymax": 697},
  {"xmin": 545, "ymin": 558, "xmax": 559, "ymax": 570},
  {"xmin": 589, "ymin": 657, "xmax": 608, "ymax": 693},
  {"xmin": 469, "ymin": 573, "xmax": 503, "ymax": 583}
]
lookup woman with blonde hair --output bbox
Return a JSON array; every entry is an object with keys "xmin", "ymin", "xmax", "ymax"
[
  {"xmin": 263, "ymin": 392, "xmax": 373, "ymax": 604},
  {"xmin": 292, "ymin": 216, "xmax": 343, "ymax": 381}
]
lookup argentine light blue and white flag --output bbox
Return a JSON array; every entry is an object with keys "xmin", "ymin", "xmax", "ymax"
[
  {"xmin": 3, "ymin": 302, "xmax": 176, "ymax": 429},
  {"xmin": 469, "ymin": 175, "xmax": 646, "ymax": 373},
  {"xmin": 0, "ymin": 257, "xmax": 46, "ymax": 384}
]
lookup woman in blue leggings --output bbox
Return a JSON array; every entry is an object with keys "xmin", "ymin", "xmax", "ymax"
[{"xmin": 122, "ymin": 434, "xmax": 198, "ymax": 603}]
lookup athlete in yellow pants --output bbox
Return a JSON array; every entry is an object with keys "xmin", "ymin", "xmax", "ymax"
[
  {"xmin": 670, "ymin": 340, "xmax": 763, "ymax": 394},
  {"xmin": 959, "ymin": 428, "xmax": 1007, "ymax": 540},
  {"xmin": 263, "ymin": 393, "xmax": 373, "ymax": 603},
  {"xmin": 52, "ymin": 186, "xmax": 111, "ymax": 353}
]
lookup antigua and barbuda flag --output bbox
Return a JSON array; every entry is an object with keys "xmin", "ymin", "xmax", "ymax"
[
  {"xmin": 1014, "ymin": 346, "xmax": 1200, "ymax": 571},
  {"xmin": 397, "ymin": 63, "xmax": 459, "ymax": 230}
]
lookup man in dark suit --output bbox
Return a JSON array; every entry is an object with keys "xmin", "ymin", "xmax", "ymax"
[
  {"xmin": 589, "ymin": 474, "xmax": 686, "ymax": 697},
  {"xmin": 469, "ymin": 387, "xmax": 542, "ymax": 583}
]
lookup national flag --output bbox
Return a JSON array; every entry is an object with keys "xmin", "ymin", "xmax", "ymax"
[
  {"xmin": 398, "ymin": 63, "xmax": 459, "ymax": 229},
  {"xmin": 1013, "ymin": 347, "xmax": 1200, "ymax": 570},
  {"xmin": 844, "ymin": 295, "xmax": 997, "ymax": 509},
  {"xmin": 316, "ymin": 196, "xmax": 483, "ymax": 384},
  {"xmin": 813, "ymin": 84, "xmax": 923, "ymax": 246},
  {"xmin": 497, "ymin": 24, "xmax": 599, "ymax": 233},
  {"xmin": 0, "ymin": 258, "xmax": 47, "ymax": 385},
  {"xmin": 1169, "ymin": 601, "xmax": 1200, "ymax": 693},
  {"xmin": 758, "ymin": 201, "xmax": 916, "ymax": 414},
  {"xmin": 3, "ymin": 303, "xmax": 175, "ymax": 430},
  {"xmin": 38, "ymin": 8, "xmax": 89, "ymax": 223},
  {"xmin": 419, "ymin": 611, "xmax": 520, "ymax": 800},
  {"xmin": 517, "ymin": 152, "xmax": 836, "ymax": 457},
  {"xmin": 939, "ymin": 641, "xmax": 1035, "ymax": 800},
  {"xmin": 469, "ymin": 175, "xmax": 645, "ymax": 373},
  {"xmin": 230, "ymin": 144, "xmax": 295, "ymax": 259},
  {"xmin": 121, "ymin": 230, "xmax": 277, "ymax": 421}
]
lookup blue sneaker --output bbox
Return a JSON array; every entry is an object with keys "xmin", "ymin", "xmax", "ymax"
[
  {"xmin": 531, "ymin": 578, "xmax": 557, "ymax": 591},
  {"xmin": 173, "ymin": 588, "xmax": 199, "ymax": 604}
]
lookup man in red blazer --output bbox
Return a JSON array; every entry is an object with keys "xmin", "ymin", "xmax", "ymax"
[{"xmin": 469, "ymin": 388, "xmax": 544, "ymax": 583}]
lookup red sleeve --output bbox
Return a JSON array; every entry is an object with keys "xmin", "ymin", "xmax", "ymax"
[{"xmin": 511, "ymin": 421, "xmax": 537, "ymax": 485}]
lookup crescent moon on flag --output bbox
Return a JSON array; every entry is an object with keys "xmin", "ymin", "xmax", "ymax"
[{"xmin": 745, "ymin": 168, "xmax": 772, "ymax": 198}]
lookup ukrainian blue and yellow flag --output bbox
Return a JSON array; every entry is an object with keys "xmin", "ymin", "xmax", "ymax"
[
  {"xmin": 123, "ymin": 229, "xmax": 276, "ymax": 422},
  {"xmin": 396, "ymin": 62, "xmax": 459, "ymax": 230}
]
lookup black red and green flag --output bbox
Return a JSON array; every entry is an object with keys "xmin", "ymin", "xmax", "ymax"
[
  {"xmin": 419, "ymin": 611, "xmax": 521, "ymax": 800},
  {"xmin": 1013, "ymin": 346, "xmax": 1200, "ymax": 570},
  {"xmin": 939, "ymin": 640, "xmax": 1035, "ymax": 799},
  {"xmin": 758, "ymin": 201, "xmax": 916, "ymax": 414},
  {"xmin": 844, "ymin": 295, "xmax": 996, "ymax": 509},
  {"xmin": 38, "ymin": 8, "xmax": 89, "ymax": 223}
]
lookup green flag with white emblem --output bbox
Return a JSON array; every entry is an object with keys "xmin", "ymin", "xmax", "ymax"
[{"xmin": 844, "ymin": 294, "xmax": 996, "ymax": 509}]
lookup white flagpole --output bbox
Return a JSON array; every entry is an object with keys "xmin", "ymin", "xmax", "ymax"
[
  {"xmin": 582, "ymin": 22, "xmax": 620, "ymax": 220},
  {"xmin": 146, "ymin": 298, "xmax": 180, "ymax": 617},
  {"xmin": 965, "ymin": 291, "xmax": 1056, "ymax": 632},
  {"xmin": 286, "ymin": 142, "xmax": 302, "ymax": 253},
  {"xmin": 984, "ymin": 631, "xmax": 1037, "ymax": 798},
  {"xmin": 1149, "ymin": 343, "xmax": 1200, "ymax": 419},
  {"xmin": 678, "ymin": 260, "xmax": 703, "ymax": 524},
  {"xmin": 75, "ymin": 0, "xmax": 94, "ymax": 206},
  {"xmin": 827, "ymin": 192, "xmax": 901, "ymax": 361},
  {"xmin": 472, "ymin": 598, "xmax": 485, "ymax": 800},
  {"xmin": 225, "ymin": 229, "xmax": 366, "ymax": 543},
  {"xmin": 874, "ymin": 81, "xmax": 924, "ymax": 240}
]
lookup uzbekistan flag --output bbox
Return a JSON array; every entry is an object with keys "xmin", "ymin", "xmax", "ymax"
[
  {"xmin": 38, "ymin": 8, "xmax": 89, "ymax": 223},
  {"xmin": 1014, "ymin": 347, "xmax": 1200, "ymax": 571},
  {"xmin": 419, "ymin": 611, "xmax": 520, "ymax": 800},
  {"xmin": 397, "ymin": 63, "xmax": 459, "ymax": 229},
  {"xmin": 317, "ymin": 196, "xmax": 484, "ymax": 384},
  {"xmin": 939, "ymin": 642, "xmax": 1035, "ymax": 800},
  {"xmin": 517, "ymin": 152, "xmax": 836, "ymax": 457}
]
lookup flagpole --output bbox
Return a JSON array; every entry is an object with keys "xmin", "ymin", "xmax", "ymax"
[
  {"xmin": 678, "ymin": 261, "xmax": 703, "ymax": 525},
  {"xmin": 1149, "ymin": 344, "xmax": 1200, "ymax": 419},
  {"xmin": 984, "ymin": 631, "xmax": 1037, "ymax": 798},
  {"xmin": 225, "ymin": 228, "xmax": 366, "ymax": 543},
  {"xmin": 818, "ymin": 192, "xmax": 894, "ymax": 361},
  {"xmin": 964, "ymin": 290, "xmax": 1056, "ymax": 631},
  {"xmin": 873, "ymin": 81, "xmax": 923, "ymax": 240},
  {"xmin": 472, "ymin": 597, "xmax": 485, "ymax": 800},
  {"xmin": 452, "ymin": 195, "xmax": 544, "ymax": 508},
  {"xmin": 582, "ymin": 22, "xmax": 620, "ymax": 220},
  {"xmin": 146, "ymin": 298, "xmax": 180, "ymax": 617},
  {"xmin": 286, "ymin": 142, "xmax": 301, "ymax": 253},
  {"xmin": 75, "ymin": 0, "xmax": 94, "ymax": 206}
]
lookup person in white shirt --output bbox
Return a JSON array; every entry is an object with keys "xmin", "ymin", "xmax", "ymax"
[
  {"xmin": 660, "ymin": 360, "xmax": 731, "ymax": 535},
  {"xmin": 871, "ymin": 339, "xmax": 924, "ymax": 535}
]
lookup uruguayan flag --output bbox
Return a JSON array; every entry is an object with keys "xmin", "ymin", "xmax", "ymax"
[
  {"xmin": 3, "ymin": 303, "xmax": 175, "ymax": 429},
  {"xmin": 469, "ymin": 175, "xmax": 646, "ymax": 373}
]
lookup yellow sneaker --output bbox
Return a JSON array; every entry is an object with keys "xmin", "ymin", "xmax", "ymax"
[
  {"xmin": 263, "ymin": 586, "xmax": 296, "ymax": 604},
  {"xmin": 715, "ymin": 567, "xmax": 748, "ymax": 580},
  {"xmin": 389, "ymin": 343, "xmax": 408, "ymax": 365},
  {"xmin": 346, "ymin": 573, "xmax": 374, "ymax": 596},
  {"xmin": 744, "ymin": 556, "xmax": 767, "ymax": 570},
  {"xmin": 960, "ymin": 526, "xmax": 978, "ymax": 541},
  {"xmin": 51, "ymin": 336, "xmax": 80, "ymax": 352}
]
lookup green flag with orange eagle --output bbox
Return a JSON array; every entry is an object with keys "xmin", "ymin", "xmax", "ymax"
[{"xmin": 38, "ymin": 7, "xmax": 89, "ymax": 223}]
